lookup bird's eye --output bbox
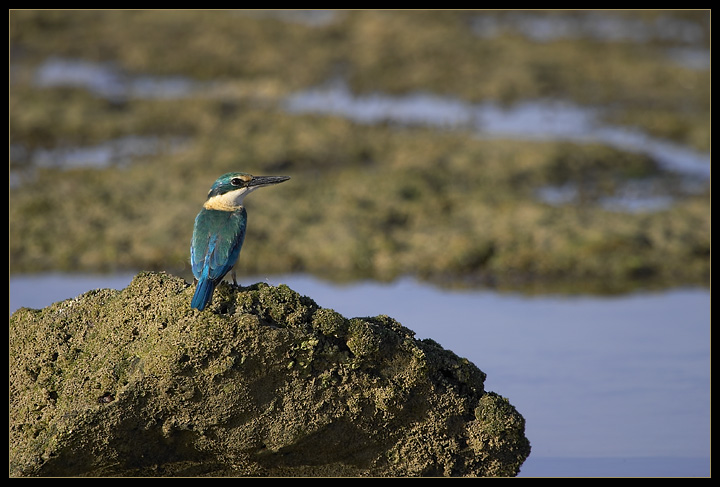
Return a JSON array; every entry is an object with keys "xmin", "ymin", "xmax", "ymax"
[{"xmin": 230, "ymin": 178, "xmax": 243, "ymax": 186}]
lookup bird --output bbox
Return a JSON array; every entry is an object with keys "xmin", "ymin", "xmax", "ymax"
[{"xmin": 190, "ymin": 172, "xmax": 290, "ymax": 310}]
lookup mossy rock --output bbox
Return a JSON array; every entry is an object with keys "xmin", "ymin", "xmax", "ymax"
[{"xmin": 9, "ymin": 272, "xmax": 530, "ymax": 477}]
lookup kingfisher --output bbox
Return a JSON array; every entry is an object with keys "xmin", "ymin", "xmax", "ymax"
[{"xmin": 190, "ymin": 172, "xmax": 290, "ymax": 310}]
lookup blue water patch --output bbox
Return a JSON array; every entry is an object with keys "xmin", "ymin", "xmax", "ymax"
[
  {"xmin": 34, "ymin": 57, "xmax": 206, "ymax": 100},
  {"xmin": 518, "ymin": 456, "xmax": 710, "ymax": 477},
  {"xmin": 470, "ymin": 12, "xmax": 707, "ymax": 47},
  {"xmin": 13, "ymin": 135, "xmax": 188, "ymax": 170}
]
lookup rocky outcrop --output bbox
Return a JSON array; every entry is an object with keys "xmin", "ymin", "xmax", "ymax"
[{"xmin": 9, "ymin": 272, "xmax": 530, "ymax": 477}]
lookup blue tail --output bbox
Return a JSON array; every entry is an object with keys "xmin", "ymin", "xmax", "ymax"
[{"xmin": 191, "ymin": 278, "xmax": 215, "ymax": 310}]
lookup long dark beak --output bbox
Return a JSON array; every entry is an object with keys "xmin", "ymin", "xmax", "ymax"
[{"xmin": 249, "ymin": 175, "xmax": 290, "ymax": 187}]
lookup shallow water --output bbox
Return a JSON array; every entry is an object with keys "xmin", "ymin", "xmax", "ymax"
[
  {"xmin": 17, "ymin": 56, "xmax": 710, "ymax": 214},
  {"xmin": 14, "ymin": 52, "xmax": 709, "ymax": 214},
  {"xmin": 284, "ymin": 79, "xmax": 710, "ymax": 180},
  {"xmin": 9, "ymin": 273, "xmax": 710, "ymax": 477},
  {"xmin": 34, "ymin": 57, "xmax": 205, "ymax": 100},
  {"xmin": 28, "ymin": 57, "xmax": 711, "ymax": 182},
  {"xmin": 471, "ymin": 12, "xmax": 708, "ymax": 47}
]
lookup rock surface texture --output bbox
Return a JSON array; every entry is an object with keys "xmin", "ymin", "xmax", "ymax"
[{"xmin": 10, "ymin": 272, "xmax": 530, "ymax": 477}]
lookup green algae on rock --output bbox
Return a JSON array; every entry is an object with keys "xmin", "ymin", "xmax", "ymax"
[{"xmin": 9, "ymin": 272, "xmax": 530, "ymax": 477}]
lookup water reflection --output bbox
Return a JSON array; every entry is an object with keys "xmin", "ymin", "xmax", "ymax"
[
  {"xmin": 12, "ymin": 135, "xmax": 188, "ymax": 170},
  {"xmin": 286, "ymin": 79, "xmax": 709, "ymax": 212},
  {"xmin": 9, "ymin": 134, "xmax": 189, "ymax": 188},
  {"xmin": 536, "ymin": 180, "xmax": 681, "ymax": 214},
  {"xmin": 8, "ymin": 273, "xmax": 711, "ymax": 476},
  {"xmin": 285, "ymin": 79, "xmax": 710, "ymax": 180},
  {"xmin": 470, "ymin": 12, "xmax": 707, "ymax": 46},
  {"xmin": 34, "ymin": 57, "xmax": 205, "ymax": 100}
]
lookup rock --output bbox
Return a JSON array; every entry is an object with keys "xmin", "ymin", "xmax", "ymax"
[{"xmin": 9, "ymin": 272, "xmax": 531, "ymax": 477}]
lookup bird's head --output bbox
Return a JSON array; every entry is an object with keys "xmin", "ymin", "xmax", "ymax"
[{"xmin": 204, "ymin": 172, "xmax": 290, "ymax": 211}]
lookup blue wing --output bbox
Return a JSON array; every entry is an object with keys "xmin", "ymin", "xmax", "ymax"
[{"xmin": 190, "ymin": 208, "xmax": 247, "ymax": 310}]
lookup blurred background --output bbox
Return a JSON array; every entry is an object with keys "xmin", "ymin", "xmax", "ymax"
[{"xmin": 9, "ymin": 10, "xmax": 710, "ymax": 476}]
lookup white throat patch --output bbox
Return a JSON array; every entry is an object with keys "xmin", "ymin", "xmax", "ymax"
[{"xmin": 203, "ymin": 187, "xmax": 257, "ymax": 211}]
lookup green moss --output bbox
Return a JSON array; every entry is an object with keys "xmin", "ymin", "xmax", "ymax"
[
  {"xmin": 10, "ymin": 272, "xmax": 530, "ymax": 476},
  {"xmin": 468, "ymin": 393, "xmax": 532, "ymax": 477},
  {"xmin": 311, "ymin": 308, "xmax": 349, "ymax": 337}
]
